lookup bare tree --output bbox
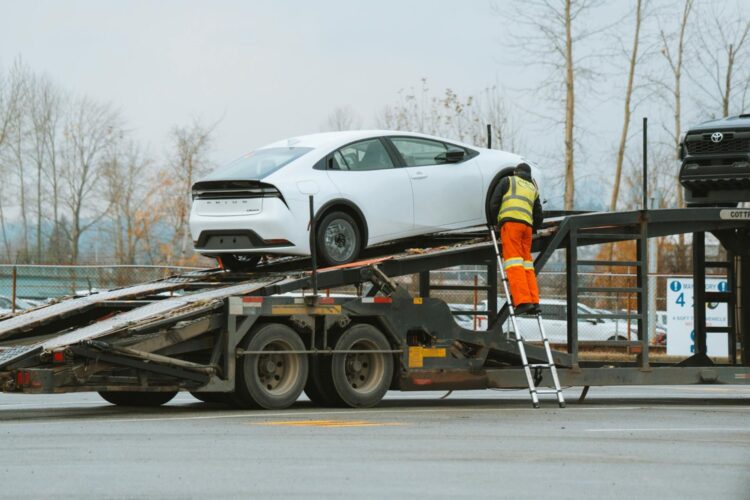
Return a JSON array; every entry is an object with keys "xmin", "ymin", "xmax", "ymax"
[
  {"xmin": 102, "ymin": 140, "xmax": 154, "ymax": 264},
  {"xmin": 28, "ymin": 75, "xmax": 63, "ymax": 262},
  {"xmin": 0, "ymin": 64, "xmax": 27, "ymax": 258},
  {"xmin": 377, "ymin": 80, "xmax": 522, "ymax": 150},
  {"xmin": 323, "ymin": 106, "xmax": 362, "ymax": 131},
  {"xmin": 164, "ymin": 118, "xmax": 215, "ymax": 264},
  {"xmin": 499, "ymin": 0, "xmax": 607, "ymax": 211},
  {"xmin": 2, "ymin": 63, "xmax": 32, "ymax": 261},
  {"xmin": 658, "ymin": 0, "xmax": 694, "ymax": 208},
  {"xmin": 61, "ymin": 96, "xmax": 123, "ymax": 263},
  {"xmin": 610, "ymin": 0, "xmax": 645, "ymax": 211},
  {"xmin": 689, "ymin": 2, "xmax": 750, "ymax": 117}
]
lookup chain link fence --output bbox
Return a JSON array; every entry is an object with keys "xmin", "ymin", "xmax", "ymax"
[
  {"xmin": 0, "ymin": 264, "xmax": 726, "ymax": 350},
  {"xmin": 0, "ymin": 265, "xmax": 207, "ymax": 303},
  {"xmin": 394, "ymin": 268, "xmax": 727, "ymax": 345}
]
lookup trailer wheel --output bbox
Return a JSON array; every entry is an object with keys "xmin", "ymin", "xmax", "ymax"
[
  {"xmin": 330, "ymin": 324, "xmax": 393, "ymax": 408},
  {"xmin": 98, "ymin": 391, "xmax": 177, "ymax": 407},
  {"xmin": 235, "ymin": 323, "xmax": 308, "ymax": 409},
  {"xmin": 304, "ymin": 354, "xmax": 339, "ymax": 406},
  {"xmin": 190, "ymin": 392, "xmax": 233, "ymax": 405}
]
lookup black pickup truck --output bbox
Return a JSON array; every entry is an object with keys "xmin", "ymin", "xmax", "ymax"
[{"xmin": 679, "ymin": 114, "xmax": 750, "ymax": 206}]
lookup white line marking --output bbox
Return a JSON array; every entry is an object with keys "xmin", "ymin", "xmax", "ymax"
[
  {"xmin": 586, "ymin": 427, "xmax": 750, "ymax": 433},
  {"xmin": 0, "ymin": 406, "xmax": 646, "ymax": 424},
  {"xmin": 0, "ymin": 401, "xmax": 106, "ymax": 409}
]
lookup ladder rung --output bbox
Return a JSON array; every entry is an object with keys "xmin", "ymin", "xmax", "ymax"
[
  {"xmin": 578, "ymin": 260, "xmax": 641, "ymax": 267},
  {"xmin": 535, "ymin": 389, "xmax": 561, "ymax": 395},
  {"xmin": 528, "ymin": 363, "xmax": 552, "ymax": 368},
  {"xmin": 578, "ymin": 287, "xmax": 642, "ymax": 294}
]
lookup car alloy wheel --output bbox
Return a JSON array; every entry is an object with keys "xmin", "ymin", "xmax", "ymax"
[{"xmin": 316, "ymin": 211, "xmax": 362, "ymax": 266}]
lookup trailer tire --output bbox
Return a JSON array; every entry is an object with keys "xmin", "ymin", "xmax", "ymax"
[
  {"xmin": 304, "ymin": 354, "xmax": 340, "ymax": 406},
  {"xmin": 98, "ymin": 391, "xmax": 177, "ymax": 407},
  {"xmin": 190, "ymin": 392, "xmax": 233, "ymax": 405},
  {"xmin": 235, "ymin": 323, "xmax": 308, "ymax": 410},
  {"xmin": 330, "ymin": 324, "xmax": 393, "ymax": 408}
]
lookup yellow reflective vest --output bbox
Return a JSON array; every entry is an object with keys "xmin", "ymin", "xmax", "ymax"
[{"xmin": 498, "ymin": 176, "xmax": 538, "ymax": 226}]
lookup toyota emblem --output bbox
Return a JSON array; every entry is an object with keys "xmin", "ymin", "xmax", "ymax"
[{"xmin": 711, "ymin": 132, "xmax": 724, "ymax": 143}]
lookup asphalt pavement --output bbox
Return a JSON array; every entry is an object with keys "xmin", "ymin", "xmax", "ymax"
[{"xmin": 0, "ymin": 386, "xmax": 748, "ymax": 499}]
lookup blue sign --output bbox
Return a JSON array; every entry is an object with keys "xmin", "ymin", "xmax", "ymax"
[
  {"xmin": 718, "ymin": 281, "xmax": 728, "ymax": 292},
  {"xmin": 670, "ymin": 281, "xmax": 682, "ymax": 292}
]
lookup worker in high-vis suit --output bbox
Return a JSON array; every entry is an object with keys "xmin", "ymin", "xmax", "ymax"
[{"xmin": 490, "ymin": 163, "xmax": 543, "ymax": 315}]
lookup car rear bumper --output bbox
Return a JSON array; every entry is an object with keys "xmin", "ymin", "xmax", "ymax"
[{"xmin": 189, "ymin": 198, "xmax": 309, "ymax": 255}]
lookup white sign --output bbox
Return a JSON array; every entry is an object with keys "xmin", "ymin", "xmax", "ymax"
[
  {"xmin": 720, "ymin": 209, "xmax": 750, "ymax": 220},
  {"xmin": 666, "ymin": 277, "xmax": 728, "ymax": 357}
]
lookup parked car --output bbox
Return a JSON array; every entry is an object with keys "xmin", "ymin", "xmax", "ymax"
[
  {"xmin": 448, "ymin": 303, "xmax": 482, "ymax": 330},
  {"xmin": 0, "ymin": 296, "xmax": 33, "ymax": 315},
  {"xmin": 679, "ymin": 114, "xmax": 750, "ymax": 206},
  {"xmin": 189, "ymin": 130, "xmax": 542, "ymax": 269}
]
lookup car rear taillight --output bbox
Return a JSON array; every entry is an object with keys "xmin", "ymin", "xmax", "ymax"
[{"xmin": 191, "ymin": 182, "xmax": 283, "ymax": 201}]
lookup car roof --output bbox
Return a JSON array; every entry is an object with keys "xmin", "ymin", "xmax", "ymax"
[{"xmin": 260, "ymin": 130, "xmax": 481, "ymax": 151}]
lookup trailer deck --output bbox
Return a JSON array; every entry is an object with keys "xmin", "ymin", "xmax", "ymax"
[{"xmin": 1, "ymin": 208, "xmax": 749, "ymax": 408}]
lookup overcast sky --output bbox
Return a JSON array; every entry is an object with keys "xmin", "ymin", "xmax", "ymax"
[
  {"xmin": 2, "ymin": 1, "xmax": 537, "ymax": 161},
  {"xmin": 2, "ymin": 0, "xmax": 742, "ymax": 208}
]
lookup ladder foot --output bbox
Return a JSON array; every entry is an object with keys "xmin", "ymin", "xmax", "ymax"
[
  {"xmin": 559, "ymin": 402, "xmax": 566, "ymax": 408},
  {"xmin": 532, "ymin": 402, "xmax": 541, "ymax": 409}
]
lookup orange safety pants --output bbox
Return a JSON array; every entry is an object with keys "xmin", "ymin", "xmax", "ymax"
[{"xmin": 500, "ymin": 221, "xmax": 539, "ymax": 306}]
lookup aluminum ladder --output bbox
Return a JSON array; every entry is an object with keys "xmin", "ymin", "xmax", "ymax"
[{"xmin": 489, "ymin": 226, "xmax": 566, "ymax": 408}]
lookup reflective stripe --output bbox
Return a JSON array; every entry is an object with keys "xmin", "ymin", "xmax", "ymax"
[
  {"xmin": 498, "ymin": 176, "xmax": 537, "ymax": 226},
  {"xmin": 503, "ymin": 257, "xmax": 524, "ymax": 270},
  {"xmin": 523, "ymin": 260, "xmax": 534, "ymax": 270}
]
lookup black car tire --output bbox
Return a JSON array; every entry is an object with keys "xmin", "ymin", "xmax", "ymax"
[
  {"xmin": 316, "ymin": 211, "xmax": 362, "ymax": 266},
  {"xmin": 217, "ymin": 254, "xmax": 261, "ymax": 271}
]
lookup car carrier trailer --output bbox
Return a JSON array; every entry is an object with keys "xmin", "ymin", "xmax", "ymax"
[{"xmin": 1, "ymin": 207, "xmax": 750, "ymax": 409}]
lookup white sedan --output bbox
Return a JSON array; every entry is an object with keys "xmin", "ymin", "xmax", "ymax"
[{"xmin": 189, "ymin": 130, "xmax": 541, "ymax": 269}]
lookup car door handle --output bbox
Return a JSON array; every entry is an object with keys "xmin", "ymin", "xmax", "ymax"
[{"xmin": 411, "ymin": 171, "xmax": 428, "ymax": 180}]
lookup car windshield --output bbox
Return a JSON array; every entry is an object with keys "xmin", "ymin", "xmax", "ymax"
[{"xmin": 204, "ymin": 147, "xmax": 313, "ymax": 180}]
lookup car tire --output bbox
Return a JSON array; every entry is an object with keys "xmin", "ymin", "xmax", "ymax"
[
  {"xmin": 607, "ymin": 335, "xmax": 628, "ymax": 341},
  {"xmin": 217, "ymin": 254, "xmax": 261, "ymax": 271},
  {"xmin": 98, "ymin": 391, "xmax": 178, "ymax": 407},
  {"xmin": 316, "ymin": 211, "xmax": 362, "ymax": 266},
  {"xmin": 330, "ymin": 324, "xmax": 393, "ymax": 408},
  {"xmin": 234, "ymin": 323, "xmax": 308, "ymax": 410},
  {"xmin": 485, "ymin": 176, "xmax": 508, "ymax": 226}
]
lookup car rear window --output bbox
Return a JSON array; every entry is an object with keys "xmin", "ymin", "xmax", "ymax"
[{"xmin": 204, "ymin": 147, "xmax": 313, "ymax": 180}]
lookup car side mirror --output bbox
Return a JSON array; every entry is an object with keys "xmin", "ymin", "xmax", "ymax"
[{"xmin": 435, "ymin": 147, "xmax": 465, "ymax": 164}]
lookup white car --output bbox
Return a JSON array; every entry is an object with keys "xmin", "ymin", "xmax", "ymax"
[
  {"xmin": 0, "ymin": 296, "xmax": 33, "ymax": 315},
  {"xmin": 189, "ymin": 130, "xmax": 541, "ymax": 269},
  {"xmin": 471, "ymin": 298, "xmax": 633, "ymax": 342}
]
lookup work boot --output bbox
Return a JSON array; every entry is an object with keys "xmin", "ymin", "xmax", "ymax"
[
  {"xmin": 514, "ymin": 303, "xmax": 533, "ymax": 316},
  {"xmin": 530, "ymin": 303, "xmax": 541, "ymax": 315}
]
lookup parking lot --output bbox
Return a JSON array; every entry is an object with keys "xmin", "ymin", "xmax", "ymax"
[{"xmin": 0, "ymin": 386, "xmax": 748, "ymax": 499}]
